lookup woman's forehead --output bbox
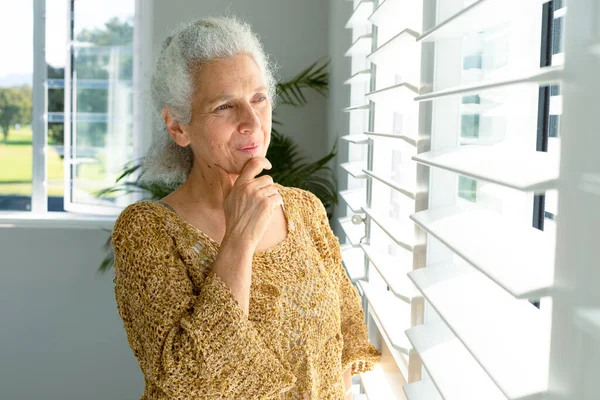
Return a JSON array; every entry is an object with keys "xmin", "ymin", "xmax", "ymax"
[{"xmin": 195, "ymin": 54, "xmax": 266, "ymax": 96}]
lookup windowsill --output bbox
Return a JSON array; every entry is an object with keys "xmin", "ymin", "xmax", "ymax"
[{"xmin": 0, "ymin": 211, "xmax": 116, "ymax": 230}]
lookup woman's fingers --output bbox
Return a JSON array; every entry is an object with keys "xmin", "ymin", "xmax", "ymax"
[
  {"xmin": 246, "ymin": 174, "xmax": 274, "ymax": 193},
  {"xmin": 218, "ymin": 157, "xmax": 281, "ymax": 248},
  {"xmin": 215, "ymin": 158, "xmax": 273, "ymax": 200},
  {"xmin": 237, "ymin": 157, "xmax": 272, "ymax": 186},
  {"xmin": 257, "ymin": 184, "xmax": 280, "ymax": 198}
]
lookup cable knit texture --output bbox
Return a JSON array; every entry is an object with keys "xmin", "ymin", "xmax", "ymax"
[{"xmin": 112, "ymin": 183, "xmax": 382, "ymax": 399}]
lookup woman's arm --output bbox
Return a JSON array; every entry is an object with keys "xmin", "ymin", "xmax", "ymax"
[
  {"xmin": 112, "ymin": 202, "xmax": 296, "ymax": 399},
  {"xmin": 306, "ymin": 191, "xmax": 382, "ymax": 376},
  {"xmin": 211, "ymin": 237, "xmax": 254, "ymax": 315}
]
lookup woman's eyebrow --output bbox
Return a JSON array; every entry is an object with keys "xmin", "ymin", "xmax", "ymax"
[{"xmin": 207, "ymin": 85, "xmax": 268, "ymax": 106}]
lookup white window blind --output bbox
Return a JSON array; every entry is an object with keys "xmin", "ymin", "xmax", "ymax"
[
  {"xmin": 339, "ymin": 0, "xmax": 600, "ymax": 399},
  {"xmin": 341, "ymin": 0, "xmax": 426, "ymax": 397}
]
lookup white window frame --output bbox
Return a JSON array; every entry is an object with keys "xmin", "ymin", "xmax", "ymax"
[{"xmin": 0, "ymin": 0, "xmax": 146, "ymax": 229}]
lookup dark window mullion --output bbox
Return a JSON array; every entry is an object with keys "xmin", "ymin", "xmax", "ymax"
[{"xmin": 533, "ymin": 0, "xmax": 554, "ymax": 232}]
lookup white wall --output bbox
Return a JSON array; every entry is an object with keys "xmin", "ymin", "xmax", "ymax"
[
  {"xmin": 0, "ymin": 227, "xmax": 143, "ymax": 400},
  {"xmin": 0, "ymin": 1, "xmax": 330, "ymax": 399},
  {"xmin": 326, "ymin": 0, "xmax": 354, "ymax": 236}
]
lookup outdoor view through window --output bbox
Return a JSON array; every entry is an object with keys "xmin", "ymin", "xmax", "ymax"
[{"xmin": 0, "ymin": 0, "xmax": 134, "ymax": 212}]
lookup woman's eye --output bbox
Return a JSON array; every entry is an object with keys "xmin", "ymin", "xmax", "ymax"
[
  {"xmin": 255, "ymin": 96, "xmax": 266, "ymax": 103},
  {"xmin": 216, "ymin": 104, "xmax": 231, "ymax": 111}
]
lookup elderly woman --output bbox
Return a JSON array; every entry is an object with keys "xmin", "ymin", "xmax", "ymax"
[{"xmin": 112, "ymin": 16, "xmax": 381, "ymax": 400}]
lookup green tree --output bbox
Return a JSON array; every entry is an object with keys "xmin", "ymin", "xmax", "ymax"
[
  {"xmin": 75, "ymin": 17, "xmax": 134, "ymax": 80},
  {"xmin": 77, "ymin": 17, "xmax": 134, "ymax": 46},
  {"xmin": 47, "ymin": 64, "xmax": 65, "ymax": 146},
  {"xmin": 0, "ymin": 86, "xmax": 32, "ymax": 142}
]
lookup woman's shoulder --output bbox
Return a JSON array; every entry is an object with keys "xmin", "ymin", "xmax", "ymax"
[
  {"xmin": 275, "ymin": 183, "xmax": 322, "ymax": 209},
  {"xmin": 275, "ymin": 184, "xmax": 328, "ymax": 228},
  {"xmin": 113, "ymin": 200, "xmax": 175, "ymax": 236}
]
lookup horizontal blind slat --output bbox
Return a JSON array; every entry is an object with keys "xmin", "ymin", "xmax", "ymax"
[
  {"xmin": 364, "ymin": 131, "xmax": 420, "ymax": 146},
  {"xmin": 410, "ymin": 204, "xmax": 555, "ymax": 299},
  {"xmin": 408, "ymin": 262, "xmax": 550, "ymax": 399},
  {"xmin": 338, "ymin": 216, "xmax": 364, "ymax": 246},
  {"xmin": 363, "ymin": 207, "xmax": 415, "ymax": 251},
  {"xmin": 339, "ymin": 188, "xmax": 367, "ymax": 213},
  {"xmin": 366, "ymin": 83, "xmax": 419, "ymax": 108},
  {"xmin": 415, "ymin": 65, "xmax": 563, "ymax": 101},
  {"xmin": 339, "ymin": 189, "xmax": 367, "ymax": 214},
  {"xmin": 360, "ymin": 243, "xmax": 416, "ymax": 303},
  {"xmin": 406, "ymin": 321, "xmax": 506, "ymax": 400},
  {"xmin": 403, "ymin": 379, "xmax": 442, "ymax": 400},
  {"xmin": 345, "ymin": 34, "xmax": 373, "ymax": 57},
  {"xmin": 362, "ymin": 288, "xmax": 411, "ymax": 379},
  {"xmin": 364, "ymin": 169, "xmax": 416, "ymax": 199},
  {"xmin": 411, "ymin": 145, "xmax": 559, "ymax": 193},
  {"xmin": 340, "ymin": 162, "xmax": 368, "ymax": 179},
  {"xmin": 358, "ymin": 358, "xmax": 407, "ymax": 399},
  {"xmin": 367, "ymin": 28, "xmax": 420, "ymax": 66},
  {"xmin": 340, "ymin": 134, "xmax": 369, "ymax": 144},
  {"xmin": 344, "ymin": 69, "xmax": 372, "ymax": 85},
  {"xmin": 417, "ymin": 0, "xmax": 534, "ymax": 42},
  {"xmin": 369, "ymin": 0, "xmax": 421, "ymax": 31},
  {"xmin": 343, "ymin": 103, "xmax": 370, "ymax": 111},
  {"xmin": 340, "ymin": 245, "xmax": 367, "ymax": 281},
  {"xmin": 345, "ymin": 1, "xmax": 374, "ymax": 29},
  {"xmin": 359, "ymin": 279, "xmax": 413, "ymax": 355}
]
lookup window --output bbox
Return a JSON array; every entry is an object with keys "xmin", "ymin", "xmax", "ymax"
[
  {"xmin": 0, "ymin": 0, "xmax": 139, "ymax": 217},
  {"xmin": 338, "ymin": 0, "xmax": 597, "ymax": 398},
  {"xmin": 0, "ymin": 1, "xmax": 34, "ymax": 211}
]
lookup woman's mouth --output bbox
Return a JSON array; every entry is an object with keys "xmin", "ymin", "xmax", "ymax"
[{"xmin": 238, "ymin": 144, "xmax": 260, "ymax": 154}]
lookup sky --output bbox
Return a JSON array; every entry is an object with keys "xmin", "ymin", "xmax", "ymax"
[{"xmin": 0, "ymin": 0, "xmax": 133, "ymax": 82}]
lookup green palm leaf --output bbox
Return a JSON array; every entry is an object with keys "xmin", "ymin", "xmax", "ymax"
[{"xmin": 276, "ymin": 58, "xmax": 328, "ymax": 107}]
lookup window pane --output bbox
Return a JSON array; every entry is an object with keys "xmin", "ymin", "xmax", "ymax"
[
  {"xmin": 69, "ymin": 0, "xmax": 135, "ymax": 207},
  {"xmin": 0, "ymin": 1, "xmax": 33, "ymax": 211},
  {"xmin": 458, "ymin": 176, "xmax": 477, "ymax": 203},
  {"xmin": 552, "ymin": 13, "xmax": 564, "ymax": 55},
  {"xmin": 453, "ymin": 7, "xmax": 540, "ymax": 225}
]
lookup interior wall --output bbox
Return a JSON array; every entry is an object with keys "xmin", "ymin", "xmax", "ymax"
[
  {"xmin": 0, "ymin": 227, "xmax": 143, "ymax": 400},
  {"xmin": 327, "ymin": 0, "xmax": 354, "ymax": 235}
]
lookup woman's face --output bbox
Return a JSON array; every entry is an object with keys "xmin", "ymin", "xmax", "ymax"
[{"xmin": 178, "ymin": 53, "xmax": 272, "ymax": 175}]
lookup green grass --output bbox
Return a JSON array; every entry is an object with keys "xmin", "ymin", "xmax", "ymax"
[{"xmin": 0, "ymin": 126, "xmax": 112, "ymax": 197}]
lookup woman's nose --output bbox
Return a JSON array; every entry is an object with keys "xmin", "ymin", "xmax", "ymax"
[{"xmin": 237, "ymin": 102, "xmax": 261, "ymax": 134}]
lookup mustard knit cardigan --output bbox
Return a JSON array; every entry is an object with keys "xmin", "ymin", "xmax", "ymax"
[{"xmin": 112, "ymin": 183, "xmax": 381, "ymax": 399}]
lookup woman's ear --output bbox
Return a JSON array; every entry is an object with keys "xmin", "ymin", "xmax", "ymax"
[{"xmin": 162, "ymin": 106, "xmax": 191, "ymax": 146}]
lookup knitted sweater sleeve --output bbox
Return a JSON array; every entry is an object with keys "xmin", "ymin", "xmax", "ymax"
[
  {"xmin": 307, "ymin": 194, "xmax": 382, "ymax": 376},
  {"xmin": 111, "ymin": 202, "xmax": 297, "ymax": 399}
]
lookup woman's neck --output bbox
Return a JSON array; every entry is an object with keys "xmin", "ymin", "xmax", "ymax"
[{"xmin": 180, "ymin": 161, "xmax": 238, "ymax": 211}]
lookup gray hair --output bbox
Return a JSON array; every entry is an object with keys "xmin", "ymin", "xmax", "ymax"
[{"xmin": 139, "ymin": 16, "xmax": 279, "ymax": 190}]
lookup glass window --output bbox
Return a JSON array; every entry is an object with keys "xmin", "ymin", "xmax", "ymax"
[
  {"xmin": 0, "ymin": 1, "xmax": 34, "ymax": 211},
  {"xmin": 66, "ymin": 0, "xmax": 135, "ymax": 210}
]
